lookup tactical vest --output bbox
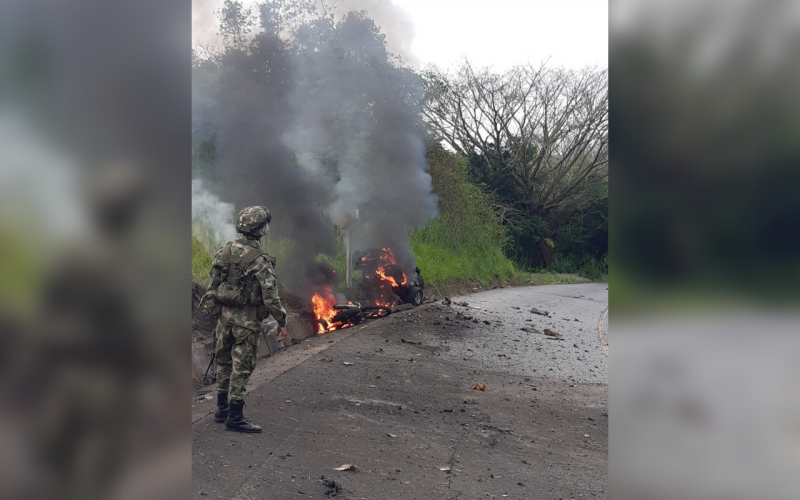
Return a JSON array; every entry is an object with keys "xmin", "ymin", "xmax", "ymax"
[{"xmin": 214, "ymin": 242, "xmax": 263, "ymax": 308}]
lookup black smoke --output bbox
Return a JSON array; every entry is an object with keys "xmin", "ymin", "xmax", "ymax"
[{"xmin": 192, "ymin": 1, "xmax": 437, "ymax": 290}]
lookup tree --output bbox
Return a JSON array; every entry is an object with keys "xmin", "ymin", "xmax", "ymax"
[
  {"xmin": 217, "ymin": 0, "xmax": 255, "ymax": 49},
  {"xmin": 423, "ymin": 63, "xmax": 608, "ymax": 268}
]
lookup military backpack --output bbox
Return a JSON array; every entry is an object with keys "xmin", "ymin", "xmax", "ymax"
[{"xmin": 214, "ymin": 242, "xmax": 264, "ymax": 307}]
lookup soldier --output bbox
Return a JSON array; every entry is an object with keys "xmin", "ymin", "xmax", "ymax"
[{"xmin": 208, "ymin": 206, "xmax": 287, "ymax": 433}]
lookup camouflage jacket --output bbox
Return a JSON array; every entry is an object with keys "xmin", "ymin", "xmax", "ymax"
[{"xmin": 209, "ymin": 237, "xmax": 287, "ymax": 330}]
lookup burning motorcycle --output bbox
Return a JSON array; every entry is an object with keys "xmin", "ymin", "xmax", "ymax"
[{"xmin": 354, "ymin": 247, "xmax": 425, "ymax": 307}]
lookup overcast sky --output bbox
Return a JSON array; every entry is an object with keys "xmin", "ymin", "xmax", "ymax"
[
  {"xmin": 392, "ymin": 0, "xmax": 608, "ymax": 70},
  {"xmin": 193, "ymin": 0, "xmax": 608, "ymax": 71}
]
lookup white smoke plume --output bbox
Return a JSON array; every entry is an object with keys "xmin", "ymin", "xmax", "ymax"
[{"xmin": 191, "ymin": 178, "xmax": 236, "ymax": 251}]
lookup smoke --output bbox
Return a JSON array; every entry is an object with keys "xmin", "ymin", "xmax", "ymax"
[
  {"xmin": 191, "ymin": 0, "xmax": 418, "ymax": 63},
  {"xmin": 333, "ymin": 0, "xmax": 418, "ymax": 64},
  {"xmin": 285, "ymin": 9, "xmax": 437, "ymax": 272},
  {"xmin": 192, "ymin": 0, "xmax": 223, "ymax": 47},
  {"xmin": 191, "ymin": 179, "xmax": 236, "ymax": 250},
  {"xmin": 192, "ymin": 0, "xmax": 437, "ymax": 292}
]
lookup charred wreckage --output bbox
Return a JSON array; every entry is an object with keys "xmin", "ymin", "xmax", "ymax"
[{"xmin": 311, "ymin": 247, "xmax": 424, "ymax": 334}]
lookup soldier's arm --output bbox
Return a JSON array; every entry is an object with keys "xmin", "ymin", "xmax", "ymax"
[
  {"xmin": 208, "ymin": 247, "xmax": 224, "ymax": 289},
  {"xmin": 253, "ymin": 255, "xmax": 287, "ymax": 327}
]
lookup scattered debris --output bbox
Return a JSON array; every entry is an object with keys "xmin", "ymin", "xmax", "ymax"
[
  {"xmin": 334, "ymin": 464, "xmax": 358, "ymax": 472},
  {"xmin": 291, "ymin": 338, "xmax": 300, "ymax": 345},
  {"xmin": 321, "ymin": 358, "xmax": 333, "ymax": 362},
  {"xmin": 318, "ymin": 476, "xmax": 340, "ymax": 497},
  {"xmin": 520, "ymin": 327, "xmax": 539, "ymax": 334},
  {"xmin": 439, "ymin": 466, "xmax": 451, "ymax": 473},
  {"xmin": 400, "ymin": 338, "xmax": 421, "ymax": 345},
  {"xmin": 342, "ymin": 361, "xmax": 354, "ymax": 366},
  {"xmin": 456, "ymin": 301, "xmax": 469, "ymax": 307},
  {"xmin": 543, "ymin": 329, "xmax": 564, "ymax": 340},
  {"xmin": 530, "ymin": 308, "xmax": 550, "ymax": 316},
  {"xmin": 471, "ymin": 383, "xmax": 486, "ymax": 391},
  {"xmin": 491, "ymin": 473, "xmax": 503, "ymax": 479},
  {"xmin": 387, "ymin": 433, "xmax": 397, "ymax": 438},
  {"xmin": 584, "ymin": 434, "xmax": 590, "ymax": 438},
  {"xmin": 442, "ymin": 297, "xmax": 452, "ymax": 305},
  {"xmin": 512, "ymin": 306, "xmax": 521, "ymax": 310}
]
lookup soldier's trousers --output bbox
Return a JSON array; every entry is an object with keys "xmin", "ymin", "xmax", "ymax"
[{"xmin": 214, "ymin": 322, "xmax": 261, "ymax": 402}]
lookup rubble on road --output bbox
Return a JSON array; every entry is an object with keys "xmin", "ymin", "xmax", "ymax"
[
  {"xmin": 543, "ymin": 328, "xmax": 564, "ymax": 340},
  {"xmin": 530, "ymin": 308, "xmax": 550, "ymax": 316},
  {"xmin": 334, "ymin": 464, "xmax": 358, "ymax": 472},
  {"xmin": 318, "ymin": 476, "xmax": 340, "ymax": 497}
]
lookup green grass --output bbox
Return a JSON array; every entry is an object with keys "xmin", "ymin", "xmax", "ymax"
[
  {"xmin": 526, "ymin": 272, "xmax": 591, "ymax": 286},
  {"xmin": 550, "ymin": 253, "xmax": 608, "ymax": 281},
  {"xmin": 0, "ymin": 223, "xmax": 41, "ymax": 314},
  {"xmin": 411, "ymin": 237, "xmax": 515, "ymax": 285},
  {"xmin": 192, "ymin": 236, "xmax": 214, "ymax": 288}
]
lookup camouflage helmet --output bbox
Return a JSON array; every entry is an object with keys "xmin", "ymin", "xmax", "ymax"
[{"xmin": 236, "ymin": 206, "xmax": 271, "ymax": 237}]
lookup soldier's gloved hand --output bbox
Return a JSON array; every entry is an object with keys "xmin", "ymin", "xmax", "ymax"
[{"xmin": 277, "ymin": 326, "xmax": 287, "ymax": 342}]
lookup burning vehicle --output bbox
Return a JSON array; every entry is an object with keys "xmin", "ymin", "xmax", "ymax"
[
  {"xmin": 354, "ymin": 247, "xmax": 424, "ymax": 308},
  {"xmin": 310, "ymin": 247, "xmax": 424, "ymax": 334}
]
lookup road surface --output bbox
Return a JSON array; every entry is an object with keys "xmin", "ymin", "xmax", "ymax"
[{"xmin": 192, "ymin": 283, "xmax": 608, "ymax": 499}]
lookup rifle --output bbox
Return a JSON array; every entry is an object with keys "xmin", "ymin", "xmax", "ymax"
[{"xmin": 202, "ymin": 350, "xmax": 215, "ymax": 385}]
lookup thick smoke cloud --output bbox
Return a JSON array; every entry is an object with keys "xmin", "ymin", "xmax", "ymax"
[
  {"xmin": 192, "ymin": 18, "xmax": 336, "ymax": 291},
  {"xmin": 285, "ymin": 10, "xmax": 437, "ymax": 271},
  {"xmin": 193, "ymin": 1, "xmax": 437, "ymax": 291}
]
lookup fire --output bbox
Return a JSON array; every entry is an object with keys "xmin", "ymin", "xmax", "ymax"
[
  {"xmin": 354, "ymin": 247, "xmax": 408, "ymax": 307},
  {"xmin": 312, "ymin": 247, "xmax": 409, "ymax": 330},
  {"xmin": 375, "ymin": 247, "xmax": 407, "ymax": 287},
  {"xmin": 376, "ymin": 264, "xmax": 405, "ymax": 287},
  {"xmin": 311, "ymin": 285, "xmax": 338, "ymax": 334}
]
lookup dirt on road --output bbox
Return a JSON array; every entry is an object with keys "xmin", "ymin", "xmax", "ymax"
[{"xmin": 192, "ymin": 284, "xmax": 608, "ymax": 499}]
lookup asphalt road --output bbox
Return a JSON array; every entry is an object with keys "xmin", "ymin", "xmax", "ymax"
[
  {"xmin": 446, "ymin": 283, "xmax": 609, "ymax": 384},
  {"xmin": 192, "ymin": 283, "xmax": 608, "ymax": 499}
]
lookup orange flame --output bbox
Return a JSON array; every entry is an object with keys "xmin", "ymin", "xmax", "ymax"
[
  {"xmin": 376, "ymin": 265, "xmax": 406, "ymax": 287},
  {"xmin": 312, "ymin": 285, "xmax": 338, "ymax": 334},
  {"xmin": 374, "ymin": 247, "xmax": 407, "ymax": 288}
]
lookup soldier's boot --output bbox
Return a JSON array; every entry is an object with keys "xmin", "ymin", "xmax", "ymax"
[
  {"xmin": 225, "ymin": 400, "xmax": 262, "ymax": 433},
  {"xmin": 214, "ymin": 392, "xmax": 229, "ymax": 423}
]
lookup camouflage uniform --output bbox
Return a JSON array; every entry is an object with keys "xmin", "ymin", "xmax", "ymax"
[{"xmin": 209, "ymin": 207, "xmax": 286, "ymax": 403}]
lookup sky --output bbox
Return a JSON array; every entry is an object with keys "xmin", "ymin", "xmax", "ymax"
[
  {"xmin": 193, "ymin": 0, "xmax": 608, "ymax": 71},
  {"xmin": 392, "ymin": 0, "xmax": 608, "ymax": 71}
]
